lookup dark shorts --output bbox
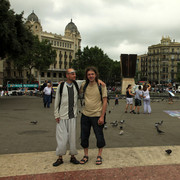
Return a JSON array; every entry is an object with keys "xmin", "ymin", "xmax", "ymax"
[
  {"xmin": 80, "ymin": 114, "xmax": 106, "ymax": 149},
  {"xmin": 135, "ymin": 99, "xmax": 141, "ymax": 106}
]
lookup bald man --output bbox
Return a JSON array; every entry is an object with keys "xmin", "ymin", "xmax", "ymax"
[{"xmin": 53, "ymin": 68, "xmax": 79, "ymax": 166}]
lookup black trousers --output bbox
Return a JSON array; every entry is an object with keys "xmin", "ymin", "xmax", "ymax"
[{"xmin": 80, "ymin": 114, "xmax": 106, "ymax": 149}]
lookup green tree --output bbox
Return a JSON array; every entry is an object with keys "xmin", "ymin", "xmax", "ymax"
[
  {"xmin": 72, "ymin": 46, "xmax": 119, "ymax": 82},
  {"xmin": 110, "ymin": 60, "xmax": 121, "ymax": 85},
  {"xmin": 14, "ymin": 36, "xmax": 56, "ymax": 82},
  {"xmin": 0, "ymin": 0, "xmax": 33, "ymax": 59}
]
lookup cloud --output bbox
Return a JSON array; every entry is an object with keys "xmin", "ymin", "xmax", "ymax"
[{"xmin": 9, "ymin": 0, "xmax": 180, "ymax": 60}]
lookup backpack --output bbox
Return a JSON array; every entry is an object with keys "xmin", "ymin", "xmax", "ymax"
[{"xmin": 58, "ymin": 80, "xmax": 79, "ymax": 110}]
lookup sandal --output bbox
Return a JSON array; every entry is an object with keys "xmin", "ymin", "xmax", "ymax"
[
  {"xmin": 70, "ymin": 157, "xmax": 79, "ymax": 164},
  {"xmin": 53, "ymin": 158, "xmax": 63, "ymax": 167},
  {"xmin": 80, "ymin": 156, "xmax": 88, "ymax": 164},
  {"xmin": 96, "ymin": 156, "xmax": 102, "ymax": 165}
]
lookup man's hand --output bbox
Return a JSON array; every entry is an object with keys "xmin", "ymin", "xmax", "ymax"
[
  {"xmin": 98, "ymin": 79, "xmax": 106, "ymax": 86},
  {"xmin": 56, "ymin": 118, "xmax": 60, "ymax": 123},
  {"xmin": 98, "ymin": 116, "xmax": 104, "ymax": 126}
]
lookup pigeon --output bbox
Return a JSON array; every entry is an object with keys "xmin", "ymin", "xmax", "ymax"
[
  {"xmin": 119, "ymin": 120, "xmax": 125, "ymax": 124},
  {"xmin": 104, "ymin": 125, "xmax": 107, "ymax": 129},
  {"xmin": 108, "ymin": 110, "xmax": 111, "ymax": 114},
  {"xmin": 30, "ymin": 121, "xmax": 38, "ymax": 125},
  {"xmin": 119, "ymin": 130, "xmax": 124, "ymax": 135},
  {"xmin": 155, "ymin": 120, "xmax": 163, "ymax": 126},
  {"xmin": 156, "ymin": 126, "xmax": 164, "ymax": 134},
  {"xmin": 110, "ymin": 120, "xmax": 118, "ymax": 127},
  {"xmin": 165, "ymin": 149, "xmax": 172, "ymax": 155}
]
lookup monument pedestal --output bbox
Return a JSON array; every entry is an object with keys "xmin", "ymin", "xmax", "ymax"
[{"xmin": 121, "ymin": 78, "xmax": 135, "ymax": 95}]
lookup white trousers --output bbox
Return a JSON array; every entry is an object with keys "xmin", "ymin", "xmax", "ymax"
[
  {"xmin": 143, "ymin": 98, "xmax": 151, "ymax": 113},
  {"xmin": 56, "ymin": 118, "xmax": 78, "ymax": 156}
]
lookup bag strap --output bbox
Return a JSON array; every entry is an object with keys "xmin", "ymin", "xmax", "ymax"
[
  {"xmin": 83, "ymin": 81, "xmax": 103, "ymax": 102},
  {"xmin": 58, "ymin": 82, "xmax": 65, "ymax": 111},
  {"xmin": 58, "ymin": 81, "xmax": 79, "ymax": 110},
  {"xmin": 72, "ymin": 80, "xmax": 80, "ymax": 95}
]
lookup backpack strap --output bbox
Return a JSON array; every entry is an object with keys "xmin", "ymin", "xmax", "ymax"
[
  {"xmin": 72, "ymin": 80, "xmax": 80, "ymax": 95},
  {"xmin": 58, "ymin": 81, "xmax": 79, "ymax": 110},
  {"xmin": 58, "ymin": 82, "xmax": 65, "ymax": 111},
  {"xmin": 83, "ymin": 81, "xmax": 103, "ymax": 102},
  {"xmin": 83, "ymin": 82, "xmax": 89, "ymax": 97},
  {"xmin": 98, "ymin": 84, "xmax": 103, "ymax": 102}
]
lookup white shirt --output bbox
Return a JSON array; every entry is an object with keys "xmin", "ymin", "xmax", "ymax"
[
  {"xmin": 43, "ymin": 87, "xmax": 52, "ymax": 95},
  {"xmin": 143, "ymin": 89, "xmax": 150, "ymax": 99},
  {"xmin": 54, "ymin": 82, "xmax": 78, "ymax": 119}
]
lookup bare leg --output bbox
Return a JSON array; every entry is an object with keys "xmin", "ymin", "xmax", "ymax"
[
  {"xmin": 98, "ymin": 148, "xmax": 103, "ymax": 157},
  {"xmin": 130, "ymin": 104, "xmax": 133, "ymax": 111},
  {"xmin": 96, "ymin": 148, "xmax": 103, "ymax": 165},
  {"xmin": 137, "ymin": 106, "xmax": 140, "ymax": 113},
  {"xmin": 125, "ymin": 104, "xmax": 129, "ymax": 112},
  {"xmin": 80, "ymin": 148, "xmax": 88, "ymax": 164}
]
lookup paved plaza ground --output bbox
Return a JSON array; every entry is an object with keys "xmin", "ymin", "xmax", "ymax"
[{"xmin": 0, "ymin": 95, "xmax": 180, "ymax": 179}]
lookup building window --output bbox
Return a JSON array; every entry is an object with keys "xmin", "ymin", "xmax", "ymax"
[
  {"xmin": 14, "ymin": 71, "xmax": 16, "ymax": 77},
  {"xmin": 70, "ymin": 44, "xmax": 71, "ymax": 48},
  {"xmin": 53, "ymin": 73, "xmax": 56, "ymax": 77},
  {"xmin": 47, "ymin": 72, "xmax": 51, "ymax": 77},
  {"xmin": 41, "ymin": 72, "xmax": 44, "ymax": 77},
  {"xmin": 59, "ymin": 73, "xmax": 62, "ymax": 78},
  {"xmin": 62, "ymin": 42, "xmax": 64, "ymax": 47},
  {"xmin": 60, "ymin": 42, "xmax": 61, "ymax": 46},
  {"xmin": 54, "ymin": 41, "xmax": 56, "ymax": 46},
  {"xmin": 57, "ymin": 41, "xmax": 59, "ymax": 46},
  {"xmin": 65, "ymin": 43, "xmax": 66, "ymax": 47}
]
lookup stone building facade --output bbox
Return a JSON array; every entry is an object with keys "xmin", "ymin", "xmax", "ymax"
[
  {"xmin": 2, "ymin": 11, "xmax": 81, "ymax": 85},
  {"xmin": 139, "ymin": 36, "xmax": 180, "ymax": 84},
  {"xmin": 137, "ymin": 54, "xmax": 148, "ymax": 81}
]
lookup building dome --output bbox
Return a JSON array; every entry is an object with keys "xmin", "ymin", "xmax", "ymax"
[
  {"xmin": 65, "ymin": 19, "xmax": 79, "ymax": 33},
  {"xmin": 27, "ymin": 11, "xmax": 39, "ymax": 22}
]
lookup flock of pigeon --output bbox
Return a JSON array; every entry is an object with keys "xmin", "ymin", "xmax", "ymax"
[
  {"xmin": 106, "ymin": 107, "xmax": 172, "ymax": 155},
  {"xmin": 29, "ymin": 108, "xmax": 172, "ymax": 155}
]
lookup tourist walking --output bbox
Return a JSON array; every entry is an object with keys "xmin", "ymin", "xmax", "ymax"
[
  {"xmin": 115, "ymin": 94, "xmax": 119, "ymax": 105},
  {"xmin": 168, "ymin": 87, "xmax": 174, "ymax": 104},
  {"xmin": 143, "ymin": 83, "xmax": 151, "ymax": 114},
  {"xmin": 125, "ymin": 84, "xmax": 134, "ymax": 113},
  {"xmin": 132, "ymin": 85, "xmax": 143, "ymax": 114},
  {"xmin": 43, "ymin": 83, "xmax": 52, "ymax": 108}
]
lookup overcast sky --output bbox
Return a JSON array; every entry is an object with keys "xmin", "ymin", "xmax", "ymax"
[{"xmin": 9, "ymin": 0, "xmax": 180, "ymax": 60}]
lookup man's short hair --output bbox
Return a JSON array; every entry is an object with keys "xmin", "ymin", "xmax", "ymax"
[{"xmin": 66, "ymin": 68, "xmax": 75, "ymax": 74}]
